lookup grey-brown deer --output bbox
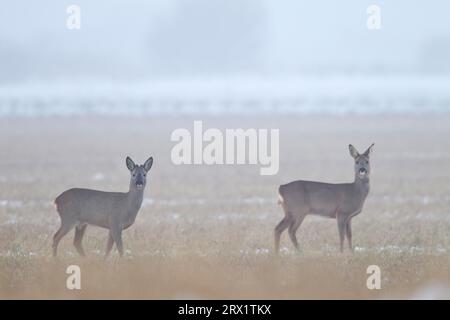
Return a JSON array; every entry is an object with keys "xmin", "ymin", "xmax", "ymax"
[
  {"xmin": 52, "ymin": 156, "xmax": 153, "ymax": 257},
  {"xmin": 275, "ymin": 144, "xmax": 374, "ymax": 253}
]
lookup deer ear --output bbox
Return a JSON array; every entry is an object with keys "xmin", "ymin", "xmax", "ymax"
[
  {"xmin": 144, "ymin": 157, "xmax": 153, "ymax": 172},
  {"xmin": 349, "ymin": 144, "xmax": 360, "ymax": 159},
  {"xmin": 126, "ymin": 156, "xmax": 136, "ymax": 171},
  {"xmin": 363, "ymin": 143, "xmax": 375, "ymax": 157}
]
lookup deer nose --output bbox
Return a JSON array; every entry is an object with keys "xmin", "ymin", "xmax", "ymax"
[{"xmin": 359, "ymin": 168, "xmax": 367, "ymax": 174}]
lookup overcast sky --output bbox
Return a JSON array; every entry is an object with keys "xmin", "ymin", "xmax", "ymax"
[{"xmin": 1, "ymin": 0, "xmax": 449, "ymax": 82}]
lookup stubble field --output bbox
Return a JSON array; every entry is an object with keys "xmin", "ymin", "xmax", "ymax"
[{"xmin": 0, "ymin": 115, "xmax": 449, "ymax": 299}]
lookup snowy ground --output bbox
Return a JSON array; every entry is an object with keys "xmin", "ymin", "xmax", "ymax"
[
  {"xmin": 1, "ymin": 76, "xmax": 450, "ymax": 116},
  {"xmin": 0, "ymin": 114, "xmax": 449, "ymax": 299}
]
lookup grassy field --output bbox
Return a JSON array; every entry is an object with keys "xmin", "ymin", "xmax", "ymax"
[{"xmin": 0, "ymin": 115, "xmax": 449, "ymax": 299}]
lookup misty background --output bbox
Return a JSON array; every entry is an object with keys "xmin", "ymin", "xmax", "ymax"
[{"xmin": 0, "ymin": 0, "xmax": 449, "ymax": 115}]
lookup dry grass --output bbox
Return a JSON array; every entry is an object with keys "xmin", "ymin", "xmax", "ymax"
[{"xmin": 0, "ymin": 115, "xmax": 449, "ymax": 299}]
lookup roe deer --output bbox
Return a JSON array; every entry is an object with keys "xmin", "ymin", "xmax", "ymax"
[
  {"xmin": 52, "ymin": 156, "xmax": 153, "ymax": 257},
  {"xmin": 275, "ymin": 144, "xmax": 374, "ymax": 253}
]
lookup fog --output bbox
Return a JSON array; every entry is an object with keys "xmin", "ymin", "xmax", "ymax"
[{"xmin": 1, "ymin": 0, "xmax": 450, "ymax": 83}]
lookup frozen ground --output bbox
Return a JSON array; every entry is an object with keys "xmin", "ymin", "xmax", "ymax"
[
  {"xmin": 0, "ymin": 114, "xmax": 449, "ymax": 299},
  {"xmin": 1, "ymin": 76, "xmax": 450, "ymax": 116}
]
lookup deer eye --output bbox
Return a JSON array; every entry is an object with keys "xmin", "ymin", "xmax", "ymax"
[{"xmin": 133, "ymin": 174, "xmax": 136, "ymax": 177}]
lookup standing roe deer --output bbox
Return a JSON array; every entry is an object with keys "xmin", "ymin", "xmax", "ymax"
[
  {"xmin": 275, "ymin": 144, "xmax": 374, "ymax": 253},
  {"xmin": 52, "ymin": 156, "xmax": 153, "ymax": 257}
]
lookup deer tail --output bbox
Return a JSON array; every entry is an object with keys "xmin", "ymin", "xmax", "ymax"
[{"xmin": 277, "ymin": 185, "xmax": 284, "ymax": 205}]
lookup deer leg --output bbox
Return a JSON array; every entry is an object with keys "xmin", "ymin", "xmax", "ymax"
[
  {"xmin": 288, "ymin": 214, "xmax": 306, "ymax": 251},
  {"xmin": 104, "ymin": 232, "xmax": 114, "ymax": 259},
  {"xmin": 346, "ymin": 219, "xmax": 353, "ymax": 252},
  {"xmin": 52, "ymin": 220, "xmax": 76, "ymax": 257},
  {"xmin": 274, "ymin": 216, "xmax": 291, "ymax": 254},
  {"xmin": 110, "ymin": 224, "xmax": 124, "ymax": 257},
  {"xmin": 337, "ymin": 214, "xmax": 347, "ymax": 253},
  {"xmin": 73, "ymin": 224, "xmax": 87, "ymax": 257}
]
